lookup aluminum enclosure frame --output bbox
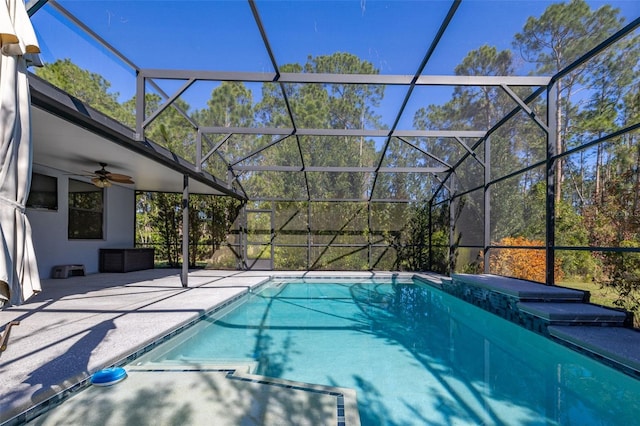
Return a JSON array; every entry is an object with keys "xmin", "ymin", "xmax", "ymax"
[{"xmin": 26, "ymin": 1, "xmax": 640, "ymax": 281}]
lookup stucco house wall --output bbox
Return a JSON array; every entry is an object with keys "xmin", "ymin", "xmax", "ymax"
[{"xmin": 26, "ymin": 164, "xmax": 135, "ymax": 278}]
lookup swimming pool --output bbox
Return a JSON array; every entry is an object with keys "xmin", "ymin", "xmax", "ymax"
[{"xmin": 126, "ymin": 277, "xmax": 640, "ymax": 425}]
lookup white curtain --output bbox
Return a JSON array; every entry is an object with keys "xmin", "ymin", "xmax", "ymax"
[{"xmin": 0, "ymin": 0, "xmax": 41, "ymax": 306}]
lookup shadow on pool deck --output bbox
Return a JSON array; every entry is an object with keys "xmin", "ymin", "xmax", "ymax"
[
  {"xmin": 0, "ymin": 269, "xmax": 272, "ymax": 424},
  {"xmin": 29, "ymin": 366, "xmax": 358, "ymax": 426}
]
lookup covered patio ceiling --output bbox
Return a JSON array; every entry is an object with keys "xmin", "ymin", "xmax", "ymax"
[{"xmin": 24, "ymin": 0, "xmax": 638, "ymax": 201}]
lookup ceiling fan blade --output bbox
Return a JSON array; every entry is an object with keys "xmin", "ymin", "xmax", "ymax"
[
  {"xmin": 105, "ymin": 172, "xmax": 132, "ymax": 180},
  {"xmin": 106, "ymin": 173, "xmax": 135, "ymax": 184},
  {"xmin": 110, "ymin": 178, "xmax": 135, "ymax": 184},
  {"xmin": 73, "ymin": 164, "xmax": 134, "ymax": 185}
]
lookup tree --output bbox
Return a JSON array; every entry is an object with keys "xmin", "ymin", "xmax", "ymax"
[
  {"xmin": 148, "ymin": 191, "xmax": 181, "ymax": 266},
  {"xmin": 513, "ymin": 0, "xmax": 623, "ymax": 206},
  {"xmin": 192, "ymin": 82, "xmax": 256, "ymax": 177},
  {"xmin": 573, "ymin": 33, "xmax": 639, "ymax": 208},
  {"xmin": 36, "ymin": 58, "xmax": 132, "ymax": 124},
  {"xmin": 586, "ymin": 163, "xmax": 640, "ymax": 320},
  {"xmin": 412, "ymin": 45, "xmax": 530, "ymax": 266},
  {"xmin": 452, "ymin": 45, "xmax": 515, "ymax": 129},
  {"xmin": 393, "ymin": 202, "xmax": 431, "ymax": 271},
  {"xmin": 249, "ymin": 53, "xmax": 385, "ymax": 269}
]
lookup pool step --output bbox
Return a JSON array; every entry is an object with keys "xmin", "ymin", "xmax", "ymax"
[
  {"xmin": 451, "ymin": 274, "xmax": 588, "ymax": 302},
  {"xmin": 549, "ymin": 325, "xmax": 640, "ymax": 376},
  {"xmin": 442, "ymin": 274, "xmax": 639, "ymax": 378},
  {"xmin": 35, "ymin": 368, "xmax": 360, "ymax": 426},
  {"xmin": 518, "ymin": 302, "xmax": 628, "ymax": 326}
]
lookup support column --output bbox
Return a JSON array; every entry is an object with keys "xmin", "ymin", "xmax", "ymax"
[
  {"xmin": 428, "ymin": 200, "xmax": 433, "ymax": 270},
  {"xmin": 241, "ymin": 205, "xmax": 247, "ymax": 270},
  {"xmin": 307, "ymin": 202, "xmax": 312, "ymax": 269},
  {"xmin": 135, "ymin": 72, "xmax": 145, "ymax": 141},
  {"xmin": 270, "ymin": 207, "xmax": 275, "ymax": 270},
  {"xmin": 367, "ymin": 202, "xmax": 372, "ymax": 270},
  {"xmin": 181, "ymin": 174, "xmax": 189, "ymax": 287},
  {"xmin": 449, "ymin": 175, "xmax": 457, "ymax": 274},
  {"xmin": 484, "ymin": 137, "xmax": 491, "ymax": 274},
  {"xmin": 195, "ymin": 131, "xmax": 202, "ymax": 172},
  {"xmin": 546, "ymin": 83, "xmax": 558, "ymax": 285}
]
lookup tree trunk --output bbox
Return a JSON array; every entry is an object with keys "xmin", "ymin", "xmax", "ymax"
[
  {"xmin": 595, "ymin": 139, "xmax": 602, "ymax": 208},
  {"xmin": 555, "ymin": 79, "xmax": 563, "ymax": 209},
  {"xmin": 634, "ymin": 140, "xmax": 640, "ymax": 217}
]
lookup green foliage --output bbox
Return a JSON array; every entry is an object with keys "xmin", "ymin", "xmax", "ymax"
[
  {"xmin": 513, "ymin": 0, "xmax": 624, "ymax": 206},
  {"xmin": 136, "ymin": 191, "xmax": 242, "ymax": 268},
  {"xmin": 584, "ymin": 147, "xmax": 640, "ymax": 318},
  {"xmin": 393, "ymin": 202, "xmax": 430, "ymax": 271},
  {"xmin": 513, "ymin": 0, "xmax": 621, "ymax": 74},
  {"xmin": 522, "ymin": 182, "xmax": 597, "ymax": 278},
  {"xmin": 555, "ymin": 201, "xmax": 598, "ymax": 278},
  {"xmin": 429, "ymin": 229, "xmax": 450, "ymax": 274},
  {"xmin": 150, "ymin": 192, "xmax": 181, "ymax": 267},
  {"xmin": 36, "ymin": 59, "xmax": 132, "ymax": 124},
  {"xmin": 274, "ymin": 246, "xmax": 307, "ymax": 270},
  {"xmin": 391, "ymin": 201, "xmax": 450, "ymax": 273},
  {"xmin": 599, "ymin": 241, "xmax": 640, "ymax": 326},
  {"xmin": 251, "ymin": 53, "xmax": 383, "ymax": 202},
  {"xmin": 414, "ymin": 44, "xmax": 515, "ymax": 133}
]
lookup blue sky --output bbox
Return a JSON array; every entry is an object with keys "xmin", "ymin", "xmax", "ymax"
[{"xmin": 30, "ymin": 0, "xmax": 639, "ymax": 128}]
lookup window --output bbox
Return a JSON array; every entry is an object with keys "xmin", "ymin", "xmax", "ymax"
[
  {"xmin": 27, "ymin": 173, "xmax": 58, "ymax": 210},
  {"xmin": 68, "ymin": 179, "xmax": 103, "ymax": 239}
]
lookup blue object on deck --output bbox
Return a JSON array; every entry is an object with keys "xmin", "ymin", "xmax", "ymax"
[{"xmin": 91, "ymin": 367, "xmax": 127, "ymax": 386}]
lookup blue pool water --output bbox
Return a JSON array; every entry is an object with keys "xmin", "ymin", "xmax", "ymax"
[{"xmin": 138, "ymin": 278, "xmax": 640, "ymax": 425}]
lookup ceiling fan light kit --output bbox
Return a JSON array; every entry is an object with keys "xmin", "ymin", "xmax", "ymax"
[{"xmin": 91, "ymin": 177, "xmax": 112, "ymax": 188}]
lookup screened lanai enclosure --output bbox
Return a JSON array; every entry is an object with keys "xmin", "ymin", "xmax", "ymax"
[{"xmin": 28, "ymin": 2, "xmax": 639, "ymax": 299}]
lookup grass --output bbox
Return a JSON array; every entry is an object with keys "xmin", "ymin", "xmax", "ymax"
[
  {"xmin": 559, "ymin": 279, "xmax": 640, "ymax": 329},
  {"xmin": 559, "ymin": 279, "xmax": 619, "ymax": 308}
]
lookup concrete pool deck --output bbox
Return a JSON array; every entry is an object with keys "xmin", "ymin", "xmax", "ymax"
[{"xmin": 0, "ymin": 269, "xmax": 401, "ymax": 425}]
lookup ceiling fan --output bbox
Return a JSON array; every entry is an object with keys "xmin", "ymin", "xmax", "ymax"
[{"xmin": 82, "ymin": 163, "xmax": 135, "ymax": 188}]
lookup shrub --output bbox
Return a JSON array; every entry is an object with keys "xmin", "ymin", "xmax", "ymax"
[{"xmin": 490, "ymin": 236, "xmax": 563, "ymax": 283}]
